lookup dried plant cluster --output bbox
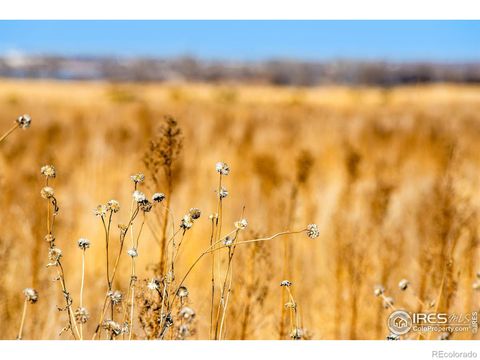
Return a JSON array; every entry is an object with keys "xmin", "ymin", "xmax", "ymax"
[{"xmin": 0, "ymin": 81, "xmax": 479, "ymax": 340}]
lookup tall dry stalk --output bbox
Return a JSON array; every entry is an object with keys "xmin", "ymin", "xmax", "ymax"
[{"xmin": 143, "ymin": 115, "xmax": 183, "ymax": 275}]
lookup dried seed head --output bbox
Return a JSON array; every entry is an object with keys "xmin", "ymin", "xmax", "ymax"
[
  {"xmin": 74, "ymin": 307, "xmax": 90, "ymax": 324},
  {"xmin": 280, "ymin": 280, "xmax": 292, "ymax": 287},
  {"xmin": 40, "ymin": 165, "xmax": 56, "ymax": 178},
  {"xmin": 147, "ymin": 278, "xmax": 161, "ymax": 291},
  {"xmin": 94, "ymin": 204, "xmax": 107, "ymax": 217},
  {"xmin": 290, "ymin": 328, "xmax": 304, "ymax": 340},
  {"xmin": 189, "ymin": 208, "xmax": 201, "ymax": 220},
  {"xmin": 215, "ymin": 162, "xmax": 230, "ymax": 175},
  {"xmin": 398, "ymin": 279, "xmax": 409, "ymax": 291},
  {"xmin": 234, "ymin": 218, "xmax": 248, "ymax": 230},
  {"xmin": 127, "ymin": 248, "xmax": 138, "ymax": 258},
  {"xmin": 44, "ymin": 234, "xmax": 55, "ymax": 243},
  {"xmin": 77, "ymin": 238, "xmax": 90, "ymax": 250},
  {"xmin": 139, "ymin": 200, "xmax": 153, "ymax": 212},
  {"xmin": 41, "ymin": 186, "xmax": 55, "ymax": 199},
  {"xmin": 102, "ymin": 320, "xmax": 124, "ymax": 337},
  {"xmin": 108, "ymin": 290, "xmax": 123, "ymax": 305},
  {"xmin": 23, "ymin": 288, "xmax": 38, "ymax": 304},
  {"xmin": 16, "ymin": 114, "xmax": 32, "ymax": 129},
  {"xmin": 152, "ymin": 192, "xmax": 166, "ymax": 203},
  {"xmin": 218, "ymin": 186, "xmax": 228, "ymax": 199},
  {"xmin": 180, "ymin": 214, "xmax": 193, "ymax": 230},
  {"xmin": 373, "ymin": 285, "xmax": 385, "ymax": 297},
  {"xmin": 130, "ymin": 173, "xmax": 145, "ymax": 184},
  {"xmin": 382, "ymin": 296, "xmax": 394, "ymax": 309},
  {"xmin": 48, "ymin": 247, "xmax": 62, "ymax": 263},
  {"xmin": 306, "ymin": 224, "xmax": 319, "ymax": 239},
  {"xmin": 107, "ymin": 200, "xmax": 120, "ymax": 213},
  {"xmin": 133, "ymin": 190, "xmax": 146, "ymax": 203},
  {"xmin": 179, "ymin": 306, "xmax": 196, "ymax": 321},
  {"xmin": 386, "ymin": 333, "xmax": 400, "ymax": 340},
  {"xmin": 176, "ymin": 286, "xmax": 189, "ymax": 298},
  {"xmin": 118, "ymin": 224, "xmax": 128, "ymax": 234},
  {"xmin": 164, "ymin": 313, "xmax": 174, "ymax": 327},
  {"xmin": 223, "ymin": 236, "xmax": 234, "ymax": 247},
  {"xmin": 178, "ymin": 324, "xmax": 191, "ymax": 339}
]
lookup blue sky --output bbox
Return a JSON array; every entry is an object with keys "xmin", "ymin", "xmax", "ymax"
[{"xmin": 0, "ymin": 21, "xmax": 479, "ymax": 62}]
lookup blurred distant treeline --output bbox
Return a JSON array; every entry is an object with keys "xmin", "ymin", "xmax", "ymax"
[{"xmin": 1, "ymin": 55, "xmax": 480, "ymax": 85}]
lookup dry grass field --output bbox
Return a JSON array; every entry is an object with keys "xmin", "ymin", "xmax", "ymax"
[{"xmin": 0, "ymin": 79, "xmax": 479, "ymax": 340}]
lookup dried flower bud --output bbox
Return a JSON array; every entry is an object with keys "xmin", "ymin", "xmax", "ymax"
[
  {"xmin": 44, "ymin": 234, "xmax": 55, "ymax": 243},
  {"xmin": 234, "ymin": 218, "xmax": 248, "ymax": 230},
  {"xmin": 290, "ymin": 328, "xmax": 304, "ymax": 340},
  {"xmin": 373, "ymin": 285, "xmax": 385, "ymax": 297},
  {"xmin": 176, "ymin": 286, "xmax": 189, "ymax": 298},
  {"xmin": 41, "ymin": 186, "xmax": 55, "ymax": 199},
  {"xmin": 180, "ymin": 214, "xmax": 193, "ymax": 230},
  {"xmin": 77, "ymin": 238, "xmax": 90, "ymax": 250},
  {"xmin": 107, "ymin": 200, "xmax": 120, "ymax": 213},
  {"xmin": 94, "ymin": 204, "xmax": 107, "ymax": 217},
  {"xmin": 147, "ymin": 278, "xmax": 161, "ymax": 291},
  {"xmin": 102, "ymin": 320, "xmax": 124, "ymax": 337},
  {"xmin": 280, "ymin": 280, "xmax": 292, "ymax": 287},
  {"xmin": 179, "ymin": 306, "xmax": 196, "ymax": 321},
  {"xmin": 133, "ymin": 190, "xmax": 146, "ymax": 203},
  {"xmin": 48, "ymin": 247, "xmax": 62, "ymax": 264},
  {"xmin": 108, "ymin": 290, "xmax": 123, "ymax": 305},
  {"xmin": 189, "ymin": 208, "xmax": 201, "ymax": 220},
  {"xmin": 218, "ymin": 186, "xmax": 228, "ymax": 199},
  {"xmin": 215, "ymin": 162, "xmax": 230, "ymax": 175},
  {"xmin": 130, "ymin": 173, "xmax": 145, "ymax": 184},
  {"xmin": 23, "ymin": 288, "xmax": 38, "ymax": 304},
  {"xmin": 139, "ymin": 200, "xmax": 152, "ymax": 212},
  {"xmin": 398, "ymin": 279, "xmax": 409, "ymax": 291},
  {"xmin": 40, "ymin": 165, "xmax": 56, "ymax": 178},
  {"xmin": 306, "ymin": 224, "xmax": 319, "ymax": 239},
  {"xmin": 127, "ymin": 248, "xmax": 138, "ymax": 257},
  {"xmin": 223, "ymin": 236, "xmax": 234, "ymax": 247},
  {"xmin": 74, "ymin": 307, "xmax": 90, "ymax": 324},
  {"xmin": 387, "ymin": 333, "xmax": 400, "ymax": 340},
  {"xmin": 152, "ymin": 192, "xmax": 166, "ymax": 203},
  {"xmin": 16, "ymin": 114, "xmax": 31, "ymax": 129}
]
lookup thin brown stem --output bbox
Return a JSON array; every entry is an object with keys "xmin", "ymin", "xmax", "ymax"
[
  {"xmin": 0, "ymin": 123, "xmax": 19, "ymax": 144},
  {"xmin": 16, "ymin": 299, "xmax": 28, "ymax": 340},
  {"xmin": 80, "ymin": 250, "xmax": 86, "ymax": 340}
]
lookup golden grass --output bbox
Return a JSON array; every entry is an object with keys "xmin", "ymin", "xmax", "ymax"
[{"xmin": 0, "ymin": 79, "xmax": 479, "ymax": 340}]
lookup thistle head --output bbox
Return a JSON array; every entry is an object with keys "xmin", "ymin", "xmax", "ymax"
[
  {"xmin": 40, "ymin": 165, "xmax": 56, "ymax": 179},
  {"xmin": 130, "ymin": 173, "xmax": 145, "ymax": 185},
  {"xmin": 306, "ymin": 224, "xmax": 319, "ymax": 239},
  {"xmin": 23, "ymin": 288, "xmax": 38, "ymax": 304},
  {"xmin": 77, "ymin": 238, "xmax": 90, "ymax": 250},
  {"xmin": 215, "ymin": 162, "xmax": 230, "ymax": 175},
  {"xmin": 40, "ymin": 186, "xmax": 55, "ymax": 199},
  {"xmin": 16, "ymin": 114, "xmax": 31, "ymax": 129}
]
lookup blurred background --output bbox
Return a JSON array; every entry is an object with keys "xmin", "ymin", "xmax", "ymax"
[{"xmin": 0, "ymin": 21, "xmax": 479, "ymax": 340}]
